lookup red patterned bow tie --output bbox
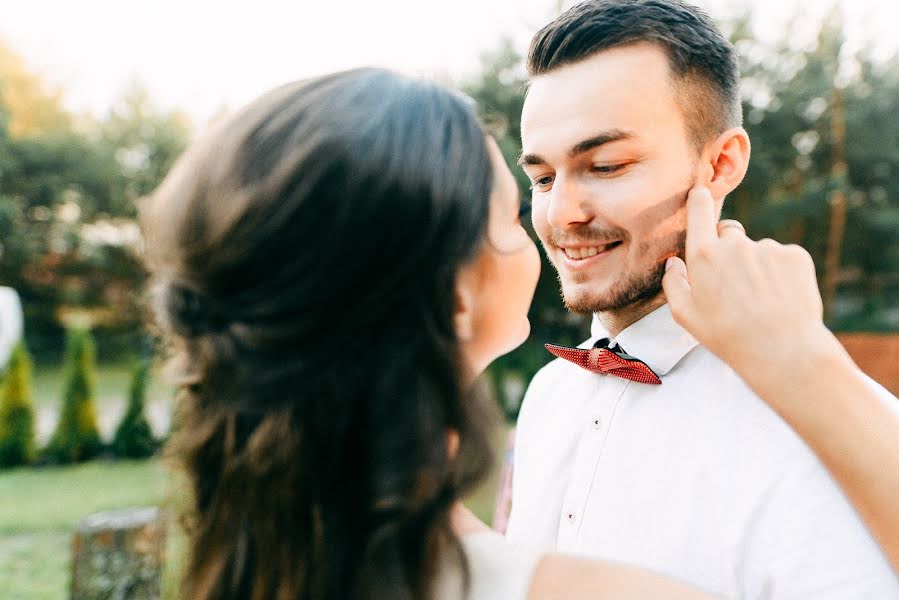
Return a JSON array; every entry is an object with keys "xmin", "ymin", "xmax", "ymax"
[{"xmin": 545, "ymin": 338, "xmax": 662, "ymax": 385}]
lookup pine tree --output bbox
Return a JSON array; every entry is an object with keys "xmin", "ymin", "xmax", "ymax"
[
  {"xmin": 45, "ymin": 328, "xmax": 103, "ymax": 463},
  {"xmin": 0, "ymin": 343, "xmax": 36, "ymax": 467},
  {"xmin": 111, "ymin": 358, "xmax": 156, "ymax": 458}
]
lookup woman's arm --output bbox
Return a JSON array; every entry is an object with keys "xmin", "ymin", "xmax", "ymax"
[
  {"xmin": 452, "ymin": 503, "xmax": 716, "ymax": 599},
  {"xmin": 662, "ymin": 186, "xmax": 899, "ymax": 572},
  {"xmin": 527, "ymin": 554, "xmax": 716, "ymax": 600}
]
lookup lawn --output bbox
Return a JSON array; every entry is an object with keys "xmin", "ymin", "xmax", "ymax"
[
  {"xmin": 0, "ymin": 457, "xmax": 500, "ymax": 599},
  {"xmin": 0, "ymin": 460, "xmax": 173, "ymax": 599},
  {"xmin": 1, "ymin": 361, "xmax": 179, "ymax": 599}
]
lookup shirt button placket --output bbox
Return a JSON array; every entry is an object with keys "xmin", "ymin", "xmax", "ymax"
[{"xmin": 557, "ymin": 378, "xmax": 625, "ymax": 551}]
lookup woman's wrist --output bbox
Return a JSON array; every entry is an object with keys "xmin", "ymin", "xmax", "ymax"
[{"xmin": 731, "ymin": 323, "xmax": 853, "ymax": 414}]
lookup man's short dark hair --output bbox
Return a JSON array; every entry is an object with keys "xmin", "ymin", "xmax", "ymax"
[{"xmin": 528, "ymin": 0, "xmax": 742, "ymax": 150}]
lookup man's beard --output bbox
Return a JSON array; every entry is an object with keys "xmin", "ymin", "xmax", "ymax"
[
  {"xmin": 560, "ymin": 228, "xmax": 686, "ymax": 314},
  {"xmin": 548, "ymin": 185, "xmax": 691, "ymax": 314}
]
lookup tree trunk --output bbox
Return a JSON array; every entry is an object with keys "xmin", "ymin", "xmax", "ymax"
[{"xmin": 71, "ymin": 506, "xmax": 167, "ymax": 600}]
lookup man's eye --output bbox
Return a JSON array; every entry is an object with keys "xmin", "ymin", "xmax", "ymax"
[
  {"xmin": 591, "ymin": 163, "xmax": 626, "ymax": 175},
  {"xmin": 530, "ymin": 176, "xmax": 554, "ymax": 190}
]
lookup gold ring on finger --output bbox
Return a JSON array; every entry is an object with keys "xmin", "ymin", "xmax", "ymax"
[{"xmin": 717, "ymin": 219, "xmax": 746, "ymax": 236}]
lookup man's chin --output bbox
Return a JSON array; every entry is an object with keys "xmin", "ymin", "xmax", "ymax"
[
  {"xmin": 560, "ymin": 285, "xmax": 615, "ymax": 314},
  {"xmin": 560, "ymin": 276, "xmax": 665, "ymax": 315}
]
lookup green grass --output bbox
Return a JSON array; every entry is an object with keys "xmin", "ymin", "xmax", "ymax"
[
  {"xmin": 0, "ymin": 460, "xmax": 169, "ymax": 534},
  {"xmin": 0, "ymin": 459, "xmax": 173, "ymax": 599},
  {"xmin": 0, "ymin": 456, "xmax": 502, "ymax": 600},
  {"xmin": 0, "ymin": 363, "xmax": 176, "ymax": 598}
]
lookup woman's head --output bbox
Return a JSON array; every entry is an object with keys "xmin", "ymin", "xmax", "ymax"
[
  {"xmin": 144, "ymin": 68, "xmax": 536, "ymax": 599},
  {"xmin": 455, "ymin": 138, "xmax": 541, "ymax": 373}
]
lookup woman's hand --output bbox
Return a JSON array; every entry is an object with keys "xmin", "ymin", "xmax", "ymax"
[
  {"xmin": 662, "ymin": 186, "xmax": 836, "ymax": 379},
  {"xmin": 663, "ymin": 186, "xmax": 899, "ymax": 573}
]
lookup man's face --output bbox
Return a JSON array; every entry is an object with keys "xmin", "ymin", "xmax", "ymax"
[{"xmin": 520, "ymin": 43, "xmax": 698, "ymax": 314}]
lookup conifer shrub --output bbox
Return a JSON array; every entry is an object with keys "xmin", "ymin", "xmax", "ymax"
[
  {"xmin": 111, "ymin": 358, "xmax": 157, "ymax": 458},
  {"xmin": 45, "ymin": 328, "xmax": 103, "ymax": 463},
  {"xmin": 0, "ymin": 343, "xmax": 36, "ymax": 467}
]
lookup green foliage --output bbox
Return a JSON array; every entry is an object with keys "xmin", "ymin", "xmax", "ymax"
[
  {"xmin": 0, "ymin": 460, "xmax": 172, "ymax": 600},
  {"xmin": 730, "ymin": 10, "xmax": 899, "ymax": 330},
  {"xmin": 0, "ymin": 51, "xmax": 190, "ymax": 362},
  {"xmin": 44, "ymin": 328, "xmax": 103, "ymax": 463},
  {"xmin": 100, "ymin": 84, "xmax": 192, "ymax": 212},
  {"xmin": 0, "ymin": 343, "xmax": 36, "ymax": 467},
  {"xmin": 111, "ymin": 358, "xmax": 157, "ymax": 458}
]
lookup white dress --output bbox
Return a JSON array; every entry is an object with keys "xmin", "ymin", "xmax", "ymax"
[{"xmin": 435, "ymin": 531, "xmax": 541, "ymax": 600}]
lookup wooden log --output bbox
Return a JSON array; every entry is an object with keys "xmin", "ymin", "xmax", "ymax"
[{"xmin": 70, "ymin": 506, "xmax": 167, "ymax": 600}]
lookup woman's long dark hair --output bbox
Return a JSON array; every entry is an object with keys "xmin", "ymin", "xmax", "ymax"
[{"xmin": 142, "ymin": 69, "xmax": 498, "ymax": 600}]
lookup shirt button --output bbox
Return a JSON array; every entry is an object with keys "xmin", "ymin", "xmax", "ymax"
[
  {"xmin": 591, "ymin": 415, "xmax": 603, "ymax": 430},
  {"xmin": 566, "ymin": 511, "xmax": 576, "ymax": 524}
]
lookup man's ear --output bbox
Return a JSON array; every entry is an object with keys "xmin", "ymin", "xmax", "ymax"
[
  {"xmin": 454, "ymin": 268, "xmax": 477, "ymax": 342},
  {"xmin": 701, "ymin": 127, "xmax": 750, "ymax": 208}
]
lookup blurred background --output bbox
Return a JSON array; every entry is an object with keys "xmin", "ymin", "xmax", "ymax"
[{"xmin": 0, "ymin": 0, "xmax": 896, "ymax": 597}]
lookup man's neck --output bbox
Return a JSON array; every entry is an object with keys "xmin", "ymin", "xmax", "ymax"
[{"xmin": 596, "ymin": 293, "xmax": 667, "ymax": 338}]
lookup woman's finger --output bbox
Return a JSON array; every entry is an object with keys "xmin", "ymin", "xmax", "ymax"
[{"xmin": 685, "ymin": 186, "xmax": 718, "ymax": 261}]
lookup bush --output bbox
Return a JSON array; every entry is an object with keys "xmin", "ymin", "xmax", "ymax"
[
  {"xmin": 111, "ymin": 358, "xmax": 157, "ymax": 458},
  {"xmin": 44, "ymin": 328, "xmax": 103, "ymax": 463},
  {"xmin": 0, "ymin": 343, "xmax": 36, "ymax": 467}
]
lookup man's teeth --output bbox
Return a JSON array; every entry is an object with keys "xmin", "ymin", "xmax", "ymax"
[{"xmin": 564, "ymin": 245, "xmax": 611, "ymax": 259}]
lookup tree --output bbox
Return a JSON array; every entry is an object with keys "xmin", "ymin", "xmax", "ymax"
[
  {"xmin": 99, "ymin": 84, "xmax": 192, "ymax": 214},
  {"xmin": 0, "ymin": 40, "xmax": 191, "ymax": 363},
  {"xmin": 111, "ymin": 358, "xmax": 156, "ymax": 458},
  {"xmin": 731, "ymin": 9, "xmax": 899, "ymax": 330},
  {"xmin": 45, "ymin": 328, "xmax": 103, "ymax": 463},
  {"xmin": 0, "ymin": 40, "xmax": 70, "ymax": 138},
  {"xmin": 0, "ymin": 343, "xmax": 36, "ymax": 467}
]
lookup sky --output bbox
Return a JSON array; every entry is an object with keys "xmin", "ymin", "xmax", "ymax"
[{"xmin": 1, "ymin": 0, "xmax": 896, "ymax": 126}]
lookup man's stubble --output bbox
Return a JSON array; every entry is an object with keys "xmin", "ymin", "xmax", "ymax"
[{"xmin": 554, "ymin": 186, "xmax": 691, "ymax": 315}]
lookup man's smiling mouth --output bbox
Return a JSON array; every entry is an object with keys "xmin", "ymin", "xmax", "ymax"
[{"xmin": 561, "ymin": 241, "xmax": 623, "ymax": 260}]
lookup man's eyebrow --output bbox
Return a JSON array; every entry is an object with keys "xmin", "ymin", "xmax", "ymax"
[
  {"xmin": 517, "ymin": 129, "xmax": 637, "ymax": 167},
  {"xmin": 517, "ymin": 152, "xmax": 544, "ymax": 167},
  {"xmin": 568, "ymin": 129, "xmax": 636, "ymax": 157}
]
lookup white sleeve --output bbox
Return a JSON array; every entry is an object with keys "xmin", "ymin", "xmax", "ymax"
[{"xmin": 0, "ymin": 287, "xmax": 24, "ymax": 369}]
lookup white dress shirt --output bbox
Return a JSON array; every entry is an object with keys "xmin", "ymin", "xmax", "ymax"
[{"xmin": 506, "ymin": 304, "xmax": 898, "ymax": 599}]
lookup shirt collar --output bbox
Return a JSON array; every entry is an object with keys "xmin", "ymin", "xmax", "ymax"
[{"xmin": 589, "ymin": 304, "xmax": 698, "ymax": 377}]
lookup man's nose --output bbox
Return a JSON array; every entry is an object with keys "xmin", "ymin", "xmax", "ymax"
[{"xmin": 546, "ymin": 175, "xmax": 594, "ymax": 230}]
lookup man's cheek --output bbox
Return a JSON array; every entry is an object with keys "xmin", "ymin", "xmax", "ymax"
[
  {"xmin": 631, "ymin": 186, "xmax": 692, "ymax": 231},
  {"xmin": 531, "ymin": 212, "xmax": 552, "ymax": 245}
]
